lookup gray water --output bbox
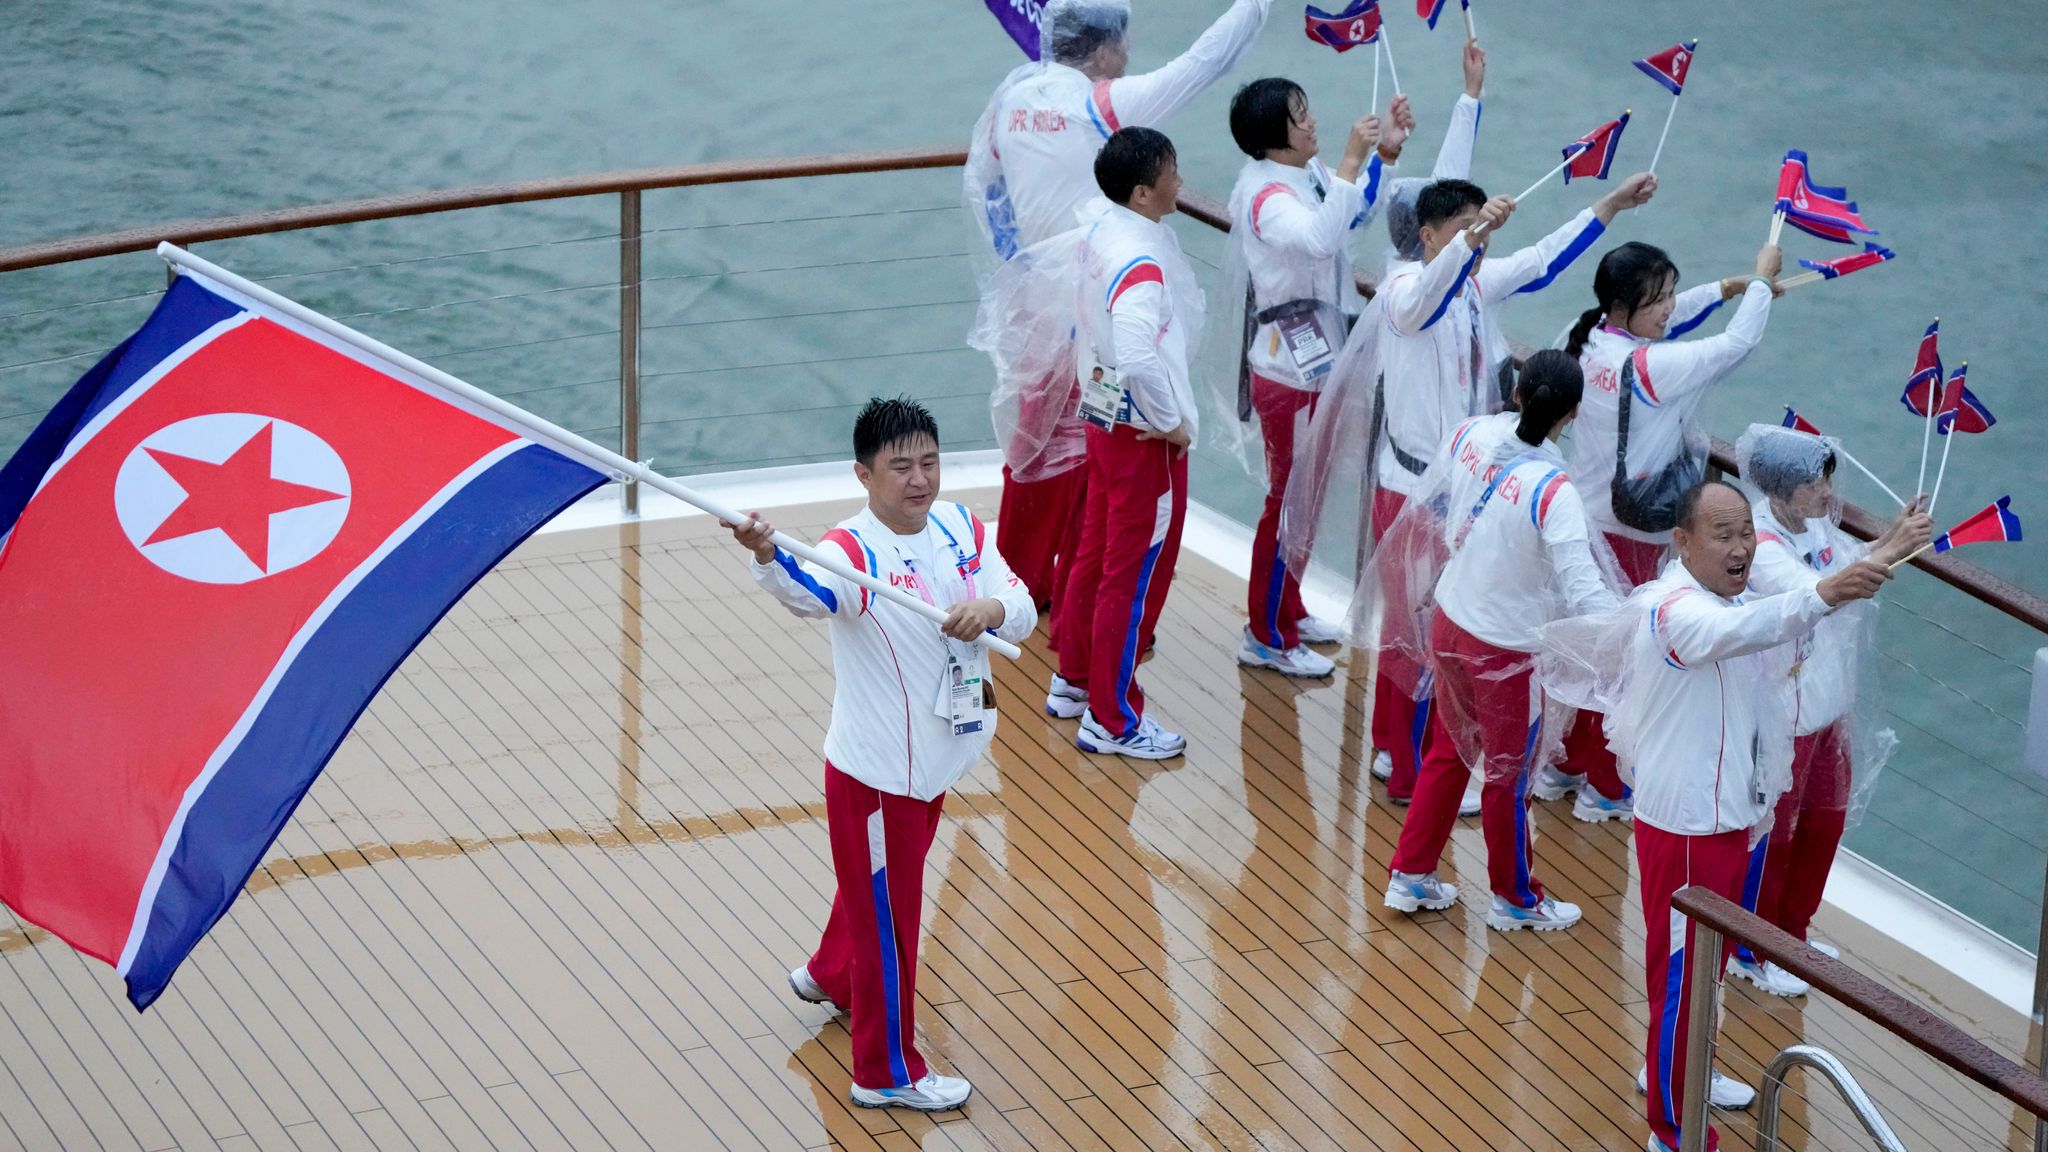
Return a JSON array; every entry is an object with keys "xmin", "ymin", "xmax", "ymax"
[{"xmin": 4, "ymin": 0, "xmax": 2044, "ymax": 947}]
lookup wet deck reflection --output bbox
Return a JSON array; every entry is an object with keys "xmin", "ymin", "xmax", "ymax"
[{"xmin": 0, "ymin": 496, "xmax": 2031, "ymax": 1150}]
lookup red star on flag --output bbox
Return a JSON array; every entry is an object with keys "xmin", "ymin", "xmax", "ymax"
[{"xmin": 143, "ymin": 422, "xmax": 345, "ymax": 570}]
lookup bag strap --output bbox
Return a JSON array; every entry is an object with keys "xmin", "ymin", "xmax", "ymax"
[
  {"xmin": 1236, "ymin": 280, "xmax": 1257, "ymax": 421},
  {"xmin": 1612, "ymin": 352, "xmax": 1637, "ymax": 488}
]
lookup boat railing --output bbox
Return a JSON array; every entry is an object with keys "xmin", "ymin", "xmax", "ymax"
[{"xmin": 1675, "ymin": 887, "xmax": 2048, "ymax": 1150}]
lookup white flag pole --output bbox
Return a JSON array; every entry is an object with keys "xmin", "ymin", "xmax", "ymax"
[
  {"xmin": 1511, "ymin": 153, "xmax": 1577, "ymax": 204},
  {"xmin": 1381, "ymin": 24, "xmax": 1404, "ymax": 94},
  {"xmin": 1914, "ymin": 322, "xmax": 1941, "ymax": 500},
  {"xmin": 1775, "ymin": 270, "xmax": 1827, "ymax": 290},
  {"xmin": 1648, "ymin": 94, "xmax": 1679, "ymax": 174},
  {"xmin": 152, "ymin": 242, "xmax": 1027, "ymax": 661},
  {"xmin": 1372, "ymin": 37, "xmax": 1382, "ymax": 111},
  {"xmin": 1836, "ymin": 447, "xmax": 1907, "ymax": 508},
  {"xmin": 1767, "ymin": 208, "xmax": 1786, "ymax": 247},
  {"xmin": 1462, "ymin": 2, "xmax": 1475, "ymax": 42},
  {"xmin": 1927, "ymin": 417, "xmax": 1959, "ymax": 523}
]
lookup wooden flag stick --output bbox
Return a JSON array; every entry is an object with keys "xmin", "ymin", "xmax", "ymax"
[
  {"xmin": 1776, "ymin": 270, "xmax": 1826, "ymax": 290},
  {"xmin": 1462, "ymin": 2, "xmax": 1475, "ymax": 41},
  {"xmin": 1890, "ymin": 542, "xmax": 1933, "ymax": 570},
  {"xmin": 1767, "ymin": 208, "xmax": 1786, "ymax": 247}
]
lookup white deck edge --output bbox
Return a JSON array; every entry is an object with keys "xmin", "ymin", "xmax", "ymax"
[{"xmin": 537, "ymin": 452, "xmax": 2040, "ymax": 1015}]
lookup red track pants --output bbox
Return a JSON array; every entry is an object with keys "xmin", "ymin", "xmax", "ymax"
[
  {"xmin": 997, "ymin": 462, "xmax": 1086, "ymax": 613},
  {"xmin": 1390, "ymin": 611, "xmax": 1548, "ymax": 905},
  {"xmin": 1739, "ymin": 722, "xmax": 1851, "ymax": 951},
  {"xmin": 1637, "ymin": 823, "xmax": 1749, "ymax": 1152},
  {"xmin": 1247, "ymin": 374, "xmax": 1316, "ymax": 649},
  {"xmin": 807, "ymin": 763, "xmax": 945, "ymax": 1091},
  {"xmin": 1056, "ymin": 425, "xmax": 1187, "ymax": 737},
  {"xmin": 1371, "ymin": 489, "xmax": 1450, "ymax": 800}
]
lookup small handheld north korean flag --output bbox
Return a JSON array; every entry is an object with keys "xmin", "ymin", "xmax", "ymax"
[
  {"xmin": 1936, "ymin": 367, "xmax": 1996, "ymax": 435},
  {"xmin": 1900, "ymin": 319, "xmax": 1944, "ymax": 416},
  {"xmin": 1634, "ymin": 40, "xmax": 1697, "ymax": 96},
  {"xmin": 1933, "ymin": 496, "xmax": 2022, "ymax": 553},
  {"xmin": 1798, "ymin": 242, "xmax": 1895, "ymax": 280},
  {"xmin": 1781, "ymin": 408, "xmax": 1821, "ymax": 435},
  {"xmin": 1775, "ymin": 150, "xmax": 1879, "ymax": 244},
  {"xmin": 1562, "ymin": 112, "xmax": 1630, "ymax": 183},
  {"xmin": 1306, "ymin": 0, "xmax": 1381, "ymax": 50},
  {"xmin": 0, "ymin": 263, "xmax": 610, "ymax": 1009},
  {"xmin": 1417, "ymin": 0, "xmax": 1464, "ymax": 30}
]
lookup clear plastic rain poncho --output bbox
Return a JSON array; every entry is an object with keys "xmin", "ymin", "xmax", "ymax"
[
  {"xmin": 1363, "ymin": 412, "xmax": 1632, "ymax": 782},
  {"xmin": 1732, "ymin": 422, "xmax": 1896, "ymax": 833},
  {"xmin": 1195, "ymin": 161, "xmax": 1364, "ymax": 475},
  {"xmin": 965, "ymin": 219, "xmax": 1094, "ymax": 482},
  {"xmin": 963, "ymin": 0, "xmax": 1132, "ymax": 282},
  {"xmin": 1276, "ymin": 295, "xmax": 1387, "ymax": 614}
]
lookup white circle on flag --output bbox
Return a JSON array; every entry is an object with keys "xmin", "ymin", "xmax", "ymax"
[{"xmin": 113, "ymin": 412, "xmax": 351, "ymax": 584}]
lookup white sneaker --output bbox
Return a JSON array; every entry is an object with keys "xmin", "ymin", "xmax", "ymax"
[
  {"xmin": 1237, "ymin": 630, "xmax": 1335, "ymax": 678},
  {"xmin": 1295, "ymin": 615, "xmax": 1346, "ymax": 645},
  {"xmin": 1370, "ymin": 750, "xmax": 1393, "ymax": 781},
  {"xmin": 788, "ymin": 965, "xmax": 838, "ymax": 1012},
  {"xmin": 1044, "ymin": 675, "xmax": 1087, "ymax": 719},
  {"xmin": 1530, "ymin": 763, "xmax": 1585, "ymax": 801},
  {"xmin": 1486, "ymin": 894, "xmax": 1581, "ymax": 932},
  {"xmin": 1572, "ymin": 789, "xmax": 1634, "ymax": 823},
  {"xmin": 1635, "ymin": 1065, "xmax": 1756, "ymax": 1110},
  {"xmin": 1729, "ymin": 956, "xmax": 1810, "ymax": 998},
  {"xmin": 1384, "ymin": 871, "xmax": 1458, "ymax": 912},
  {"xmin": 851, "ymin": 1071, "xmax": 973, "ymax": 1112},
  {"xmin": 1077, "ymin": 712, "xmax": 1186, "ymax": 760},
  {"xmin": 1807, "ymin": 938, "xmax": 1841, "ymax": 960},
  {"xmin": 1458, "ymin": 780, "xmax": 1482, "ymax": 817}
]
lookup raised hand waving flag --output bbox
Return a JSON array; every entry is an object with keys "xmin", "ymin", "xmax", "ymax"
[
  {"xmin": 1306, "ymin": 0, "xmax": 1381, "ymax": 50},
  {"xmin": 1933, "ymin": 496, "xmax": 2022, "ymax": 554}
]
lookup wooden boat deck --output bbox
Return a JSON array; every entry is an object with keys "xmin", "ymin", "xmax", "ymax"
[{"xmin": 0, "ymin": 487, "xmax": 2034, "ymax": 1151}]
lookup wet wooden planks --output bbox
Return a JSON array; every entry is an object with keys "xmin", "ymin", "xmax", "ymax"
[{"xmin": 0, "ymin": 495, "xmax": 2031, "ymax": 1151}]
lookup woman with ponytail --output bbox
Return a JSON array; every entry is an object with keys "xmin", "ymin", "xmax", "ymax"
[
  {"xmin": 1536, "ymin": 240, "xmax": 1780, "ymax": 821},
  {"xmin": 1376, "ymin": 351, "xmax": 1625, "ymax": 931}
]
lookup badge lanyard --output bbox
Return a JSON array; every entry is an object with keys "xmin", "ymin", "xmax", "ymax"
[{"xmin": 881, "ymin": 514, "xmax": 996, "ymax": 736}]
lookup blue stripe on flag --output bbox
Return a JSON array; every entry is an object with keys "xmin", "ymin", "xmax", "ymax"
[
  {"xmin": 123, "ymin": 441, "xmax": 604, "ymax": 1009},
  {"xmin": 0, "ymin": 277, "xmax": 246, "ymax": 540}
]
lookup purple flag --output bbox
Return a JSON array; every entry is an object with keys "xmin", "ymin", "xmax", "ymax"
[{"xmin": 986, "ymin": 0, "xmax": 1050, "ymax": 58}]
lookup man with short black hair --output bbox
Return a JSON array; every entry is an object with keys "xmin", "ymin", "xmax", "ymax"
[
  {"xmin": 1047, "ymin": 127, "xmax": 1200, "ymax": 758},
  {"xmin": 727, "ymin": 397, "xmax": 1035, "ymax": 1113},
  {"xmin": 1610, "ymin": 479, "xmax": 1886, "ymax": 1152}
]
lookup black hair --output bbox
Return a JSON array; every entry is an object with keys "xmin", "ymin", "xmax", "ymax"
[
  {"xmin": 852, "ymin": 396, "xmax": 939, "ymax": 466},
  {"xmin": 1564, "ymin": 241, "xmax": 1681, "ymax": 358},
  {"xmin": 1229, "ymin": 78, "xmax": 1305, "ymax": 160},
  {"xmin": 1046, "ymin": 6, "xmax": 1128, "ymax": 67},
  {"xmin": 1513, "ymin": 350, "xmax": 1584, "ymax": 445},
  {"xmin": 1095, "ymin": 127, "xmax": 1177, "ymax": 206},
  {"xmin": 1749, "ymin": 443, "xmax": 1838, "ymax": 500},
  {"xmin": 1414, "ymin": 179, "xmax": 1486, "ymax": 231},
  {"xmin": 1673, "ymin": 479, "xmax": 1749, "ymax": 533}
]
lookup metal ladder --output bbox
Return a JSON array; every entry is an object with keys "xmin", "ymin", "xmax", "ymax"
[{"xmin": 1755, "ymin": 1044, "xmax": 1906, "ymax": 1152}]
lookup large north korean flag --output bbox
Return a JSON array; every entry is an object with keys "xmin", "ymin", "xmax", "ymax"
[{"xmin": 0, "ymin": 269, "xmax": 606, "ymax": 1009}]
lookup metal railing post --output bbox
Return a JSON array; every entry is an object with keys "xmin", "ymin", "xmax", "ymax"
[
  {"xmin": 2026, "ymin": 646, "xmax": 2048, "ymax": 1151},
  {"xmin": 1755, "ymin": 1045, "xmax": 1906, "ymax": 1152},
  {"xmin": 619, "ymin": 190, "xmax": 642, "ymax": 516},
  {"xmin": 1678, "ymin": 910, "xmax": 1723, "ymax": 1152}
]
